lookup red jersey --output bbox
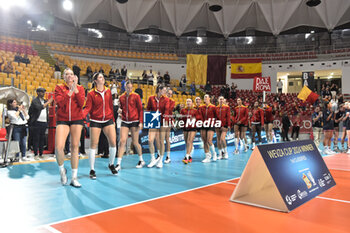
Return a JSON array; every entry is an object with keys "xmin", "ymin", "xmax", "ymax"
[
  {"xmin": 119, "ymin": 92, "xmax": 143, "ymax": 123},
  {"xmin": 180, "ymin": 107, "xmax": 198, "ymax": 129},
  {"xmin": 197, "ymin": 104, "xmax": 216, "ymax": 122},
  {"xmin": 168, "ymin": 98, "xmax": 175, "ymax": 115},
  {"xmin": 250, "ymin": 108, "xmax": 264, "ymax": 125},
  {"xmin": 215, "ymin": 104, "xmax": 231, "ymax": 127},
  {"xmin": 264, "ymin": 106, "xmax": 274, "ymax": 123},
  {"xmin": 55, "ymin": 84, "xmax": 85, "ymax": 121},
  {"xmin": 233, "ymin": 105, "xmax": 249, "ymax": 125},
  {"xmin": 147, "ymin": 95, "xmax": 170, "ymax": 121},
  {"xmin": 83, "ymin": 88, "xmax": 114, "ymax": 122}
]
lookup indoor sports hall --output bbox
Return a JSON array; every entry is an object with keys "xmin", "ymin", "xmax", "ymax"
[{"xmin": 0, "ymin": 0, "xmax": 350, "ymax": 233}]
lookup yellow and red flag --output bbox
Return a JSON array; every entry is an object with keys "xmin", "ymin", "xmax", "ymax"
[
  {"xmin": 230, "ymin": 59, "xmax": 262, "ymax": 79},
  {"xmin": 297, "ymin": 86, "xmax": 319, "ymax": 104}
]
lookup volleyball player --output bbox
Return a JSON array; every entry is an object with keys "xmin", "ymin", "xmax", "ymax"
[
  {"xmin": 333, "ymin": 104, "xmax": 345, "ymax": 152},
  {"xmin": 180, "ymin": 98, "xmax": 197, "ymax": 163},
  {"xmin": 323, "ymin": 101, "xmax": 335, "ymax": 154},
  {"xmin": 233, "ymin": 98, "xmax": 249, "ymax": 154},
  {"xmin": 215, "ymin": 96, "xmax": 230, "ymax": 159},
  {"xmin": 263, "ymin": 104, "xmax": 274, "ymax": 143},
  {"xmin": 55, "ymin": 68, "xmax": 85, "ymax": 187},
  {"xmin": 342, "ymin": 102, "xmax": 350, "ymax": 153},
  {"xmin": 164, "ymin": 88, "xmax": 175, "ymax": 164},
  {"xmin": 194, "ymin": 96, "xmax": 201, "ymax": 110},
  {"xmin": 117, "ymin": 80, "xmax": 144, "ymax": 171},
  {"xmin": 197, "ymin": 94, "xmax": 217, "ymax": 162},
  {"xmin": 147, "ymin": 84, "xmax": 170, "ymax": 168},
  {"xmin": 83, "ymin": 73, "xmax": 118, "ymax": 179},
  {"xmin": 250, "ymin": 101, "xmax": 264, "ymax": 149}
]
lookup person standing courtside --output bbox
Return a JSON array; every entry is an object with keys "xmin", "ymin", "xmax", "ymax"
[{"xmin": 28, "ymin": 88, "xmax": 53, "ymax": 159}]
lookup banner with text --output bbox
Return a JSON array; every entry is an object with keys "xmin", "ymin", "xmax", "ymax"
[
  {"xmin": 253, "ymin": 76, "xmax": 271, "ymax": 92},
  {"xmin": 231, "ymin": 140, "xmax": 336, "ymax": 212}
]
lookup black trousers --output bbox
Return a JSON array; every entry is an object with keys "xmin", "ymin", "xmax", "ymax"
[
  {"xmin": 282, "ymin": 126, "xmax": 290, "ymax": 141},
  {"xmin": 291, "ymin": 126, "xmax": 300, "ymax": 140},
  {"xmin": 32, "ymin": 121, "xmax": 47, "ymax": 156}
]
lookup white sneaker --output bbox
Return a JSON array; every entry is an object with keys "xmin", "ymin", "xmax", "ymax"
[
  {"xmin": 212, "ymin": 152, "xmax": 217, "ymax": 161},
  {"xmin": 217, "ymin": 152, "xmax": 223, "ymax": 160},
  {"xmin": 244, "ymin": 145, "xmax": 248, "ymax": 153},
  {"xmin": 70, "ymin": 178, "xmax": 82, "ymax": 188},
  {"xmin": 164, "ymin": 156, "xmax": 171, "ymax": 164},
  {"xmin": 223, "ymin": 152, "xmax": 228, "ymax": 159},
  {"xmin": 136, "ymin": 161, "xmax": 145, "ymax": 168},
  {"xmin": 147, "ymin": 157, "xmax": 158, "ymax": 168},
  {"xmin": 346, "ymin": 149, "xmax": 350, "ymax": 154},
  {"xmin": 21, "ymin": 157, "xmax": 28, "ymax": 162},
  {"xmin": 234, "ymin": 149, "xmax": 239, "ymax": 155},
  {"xmin": 60, "ymin": 168, "xmax": 68, "ymax": 185},
  {"xmin": 202, "ymin": 154, "xmax": 211, "ymax": 163},
  {"xmin": 156, "ymin": 159, "xmax": 163, "ymax": 168},
  {"xmin": 252, "ymin": 143, "xmax": 256, "ymax": 150}
]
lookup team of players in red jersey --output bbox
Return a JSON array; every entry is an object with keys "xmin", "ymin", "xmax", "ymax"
[{"xmin": 55, "ymin": 69, "xmax": 274, "ymax": 187}]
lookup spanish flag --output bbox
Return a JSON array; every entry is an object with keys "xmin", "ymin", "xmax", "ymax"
[
  {"xmin": 297, "ymin": 86, "xmax": 319, "ymax": 104},
  {"xmin": 231, "ymin": 59, "xmax": 262, "ymax": 79}
]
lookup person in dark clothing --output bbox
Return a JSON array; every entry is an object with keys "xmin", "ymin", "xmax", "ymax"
[
  {"xmin": 135, "ymin": 83, "xmax": 143, "ymax": 100},
  {"xmin": 121, "ymin": 65, "xmax": 127, "ymax": 78},
  {"xmin": 141, "ymin": 70, "xmax": 147, "ymax": 81},
  {"xmin": 72, "ymin": 64, "xmax": 81, "ymax": 84},
  {"xmin": 99, "ymin": 66, "xmax": 105, "ymax": 74},
  {"xmin": 14, "ymin": 52, "xmax": 22, "ymax": 63},
  {"xmin": 0, "ymin": 57, "xmax": 4, "ymax": 72},
  {"xmin": 204, "ymin": 81, "xmax": 212, "ymax": 94},
  {"xmin": 323, "ymin": 101, "xmax": 335, "ymax": 154},
  {"xmin": 281, "ymin": 112, "xmax": 291, "ymax": 141},
  {"xmin": 220, "ymin": 86, "xmax": 225, "ymax": 97},
  {"xmin": 98, "ymin": 131, "xmax": 109, "ymax": 158},
  {"xmin": 115, "ymin": 68, "xmax": 121, "ymax": 80},
  {"xmin": 86, "ymin": 66, "xmax": 93, "ymax": 82},
  {"xmin": 21, "ymin": 54, "xmax": 30, "ymax": 65},
  {"xmin": 108, "ymin": 68, "xmax": 115, "ymax": 81},
  {"xmin": 54, "ymin": 62, "xmax": 61, "ymax": 79},
  {"xmin": 163, "ymin": 71, "xmax": 170, "ymax": 85},
  {"xmin": 28, "ymin": 88, "xmax": 53, "ymax": 159}
]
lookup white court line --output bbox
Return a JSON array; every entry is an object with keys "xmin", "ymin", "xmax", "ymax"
[
  {"xmin": 43, "ymin": 225, "xmax": 62, "ymax": 233},
  {"xmin": 36, "ymin": 176, "xmax": 240, "ymax": 230},
  {"xmin": 329, "ymin": 168, "xmax": 350, "ymax": 172},
  {"xmin": 223, "ymin": 182, "xmax": 350, "ymax": 204},
  {"xmin": 224, "ymin": 181, "xmax": 237, "ymax": 185},
  {"xmin": 316, "ymin": 196, "xmax": 350, "ymax": 204}
]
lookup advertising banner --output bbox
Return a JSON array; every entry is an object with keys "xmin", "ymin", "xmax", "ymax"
[
  {"xmin": 231, "ymin": 140, "xmax": 336, "ymax": 212},
  {"xmin": 253, "ymin": 77, "xmax": 271, "ymax": 92}
]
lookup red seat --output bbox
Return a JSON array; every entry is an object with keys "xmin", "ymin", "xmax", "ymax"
[{"xmin": 0, "ymin": 128, "xmax": 7, "ymax": 142}]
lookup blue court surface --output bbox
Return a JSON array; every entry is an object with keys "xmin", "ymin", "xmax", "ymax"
[{"xmin": 0, "ymin": 146, "xmax": 254, "ymax": 231}]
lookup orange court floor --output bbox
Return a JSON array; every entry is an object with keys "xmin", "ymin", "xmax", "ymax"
[{"xmin": 33, "ymin": 154, "xmax": 350, "ymax": 233}]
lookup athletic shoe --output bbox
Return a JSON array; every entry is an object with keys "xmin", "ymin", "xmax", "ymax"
[
  {"xmin": 223, "ymin": 152, "xmax": 228, "ymax": 159},
  {"xmin": 136, "ymin": 161, "xmax": 145, "ymax": 168},
  {"xmin": 252, "ymin": 143, "xmax": 256, "ymax": 150},
  {"xmin": 244, "ymin": 145, "xmax": 248, "ymax": 153},
  {"xmin": 164, "ymin": 156, "xmax": 171, "ymax": 164},
  {"xmin": 148, "ymin": 157, "xmax": 159, "ymax": 168},
  {"xmin": 182, "ymin": 157, "xmax": 189, "ymax": 164},
  {"xmin": 60, "ymin": 168, "xmax": 68, "ymax": 185},
  {"xmin": 346, "ymin": 149, "xmax": 350, "ymax": 154},
  {"xmin": 114, "ymin": 164, "xmax": 121, "ymax": 173},
  {"xmin": 89, "ymin": 170, "xmax": 96, "ymax": 179},
  {"xmin": 217, "ymin": 152, "xmax": 223, "ymax": 160},
  {"xmin": 108, "ymin": 164, "xmax": 118, "ymax": 175},
  {"xmin": 34, "ymin": 155, "xmax": 40, "ymax": 160},
  {"xmin": 234, "ymin": 149, "xmax": 239, "ymax": 155},
  {"xmin": 202, "ymin": 154, "xmax": 211, "ymax": 163},
  {"xmin": 328, "ymin": 150, "xmax": 336, "ymax": 155},
  {"xmin": 212, "ymin": 152, "xmax": 217, "ymax": 161},
  {"xmin": 156, "ymin": 159, "xmax": 163, "ymax": 168},
  {"xmin": 70, "ymin": 178, "xmax": 82, "ymax": 188},
  {"xmin": 20, "ymin": 157, "xmax": 28, "ymax": 162},
  {"xmin": 188, "ymin": 156, "xmax": 192, "ymax": 163}
]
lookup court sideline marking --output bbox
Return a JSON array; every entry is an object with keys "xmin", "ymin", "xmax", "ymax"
[{"xmin": 36, "ymin": 176, "xmax": 241, "ymax": 230}]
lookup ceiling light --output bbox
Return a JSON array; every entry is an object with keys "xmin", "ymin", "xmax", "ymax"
[
  {"xmin": 305, "ymin": 33, "xmax": 311, "ymax": 39},
  {"xmin": 330, "ymin": 72, "xmax": 334, "ymax": 75},
  {"xmin": 0, "ymin": 0, "xmax": 26, "ymax": 10},
  {"xmin": 196, "ymin": 37, "xmax": 203, "ymax": 45},
  {"xmin": 310, "ymin": 30, "xmax": 315, "ymax": 34},
  {"xmin": 306, "ymin": 0, "xmax": 321, "ymax": 7},
  {"xmin": 145, "ymin": 35, "xmax": 153, "ymax": 43},
  {"xmin": 209, "ymin": 4, "xmax": 222, "ymax": 12},
  {"xmin": 286, "ymin": 73, "xmax": 290, "ymax": 75},
  {"xmin": 27, "ymin": 20, "xmax": 32, "ymax": 25},
  {"xmin": 246, "ymin": 36, "xmax": 253, "ymax": 44},
  {"xmin": 63, "ymin": 0, "xmax": 73, "ymax": 11},
  {"xmin": 88, "ymin": 28, "xmax": 103, "ymax": 38}
]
